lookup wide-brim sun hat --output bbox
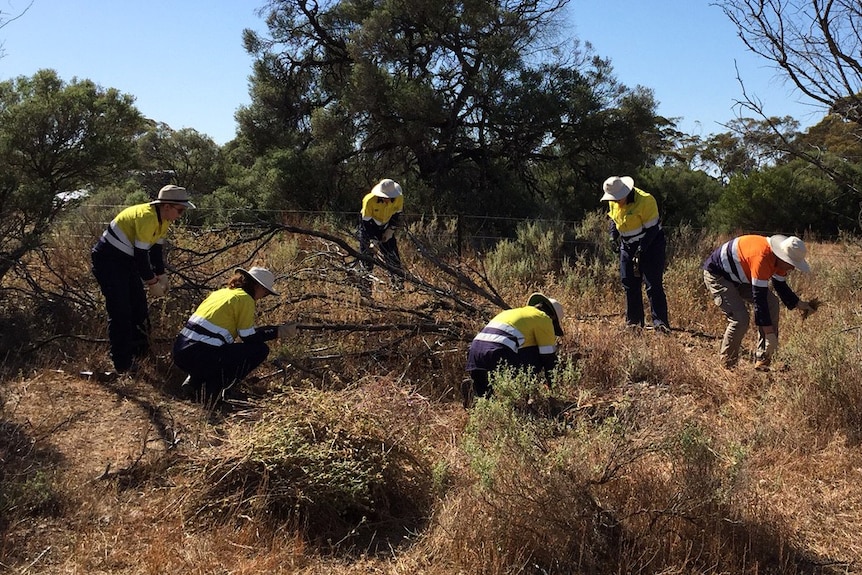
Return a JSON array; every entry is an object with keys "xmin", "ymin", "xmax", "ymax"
[
  {"xmin": 370, "ymin": 178, "xmax": 403, "ymax": 198},
  {"xmin": 600, "ymin": 176, "xmax": 634, "ymax": 202},
  {"xmin": 150, "ymin": 184, "xmax": 196, "ymax": 208},
  {"xmin": 236, "ymin": 266, "xmax": 280, "ymax": 296},
  {"xmin": 527, "ymin": 292, "xmax": 564, "ymax": 336},
  {"xmin": 767, "ymin": 234, "xmax": 810, "ymax": 272}
]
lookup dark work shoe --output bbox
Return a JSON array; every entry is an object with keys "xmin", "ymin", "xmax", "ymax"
[{"xmin": 654, "ymin": 323, "xmax": 671, "ymax": 334}]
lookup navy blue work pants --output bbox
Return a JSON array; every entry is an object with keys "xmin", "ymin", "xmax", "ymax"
[
  {"xmin": 172, "ymin": 339, "xmax": 270, "ymax": 400},
  {"xmin": 91, "ymin": 250, "xmax": 150, "ymax": 372},
  {"xmin": 619, "ymin": 231, "xmax": 669, "ymax": 328}
]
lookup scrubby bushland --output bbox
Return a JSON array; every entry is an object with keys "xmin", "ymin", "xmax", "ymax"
[{"xmin": 2, "ymin": 211, "xmax": 862, "ymax": 573}]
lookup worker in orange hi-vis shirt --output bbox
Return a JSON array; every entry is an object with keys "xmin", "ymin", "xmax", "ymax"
[{"xmin": 702, "ymin": 234, "xmax": 816, "ymax": 370}]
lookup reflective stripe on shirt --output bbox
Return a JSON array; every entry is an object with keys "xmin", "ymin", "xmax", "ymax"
[{"xmin": 472, "ymin": 319, "xmax": 524, "ymax": 352}]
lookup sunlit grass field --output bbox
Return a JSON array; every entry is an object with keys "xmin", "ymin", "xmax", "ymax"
[{"xmin": 2, "ymin": 213, "xmax": 862, "ymax": 574}]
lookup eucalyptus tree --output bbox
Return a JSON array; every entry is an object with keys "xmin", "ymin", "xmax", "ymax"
[
  {"xmin": 0, "ymin": 69, "xmax": 144, "ymax": 282},
  {"xmin": 716, "ymin": 0, "xmax": 862, "ymax": 210},
  {"xmin": 238, "ymin": 0, "xmax": 671, "ymax": 219},
  {"xmin": 136, "ymin": 123, "xmax": 224, "ymax": 196}
]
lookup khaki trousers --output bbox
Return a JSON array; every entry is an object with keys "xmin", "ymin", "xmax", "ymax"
[{"xmin": 703, "ymin": 270, "xmax": 780, "ymax": 366}]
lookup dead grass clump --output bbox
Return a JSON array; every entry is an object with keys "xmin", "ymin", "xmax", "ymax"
[{"xmin": 182, "ymin": 382, "xmax": 436, "ymax": 554}]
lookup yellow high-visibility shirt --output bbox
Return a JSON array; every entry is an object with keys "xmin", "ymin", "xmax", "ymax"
[
  {"xmin": 361, "ymin": 192, "xmax": 404, "ymax": 227},
  {"xmin": 179, "ymin": 288, "xmax": 258, "ymax": 346},
  {"xmin": 472, "ymin": 305, "xmax": 557, "ymax": 356},
  {"xmin": 607, "ymin": 188, "xmax": 660, "ymax": 245},
  {"xmin": 100, "ymin": 203, "xmax": 170, "ymax": 256}
]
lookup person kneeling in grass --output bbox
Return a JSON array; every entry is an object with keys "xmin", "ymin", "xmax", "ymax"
[{"xmin": 172, "ymin": 266, "xmax": 297, "ymax": 404}]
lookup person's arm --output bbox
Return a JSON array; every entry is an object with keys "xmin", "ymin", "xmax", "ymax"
[
  {"xmin": 134, "ymin": 247, "xmax": 157, "ymax": 284},
  {"xmin": 149, "ymin": 242, "xmax": 166, "ymax": 276},
  {"xmin": 241, "ymin": 325, "xmax": 279, "ymax": 344},
  {"xmin": 772, "ymin": 276, "xmax": 801, "ymax": 309}
]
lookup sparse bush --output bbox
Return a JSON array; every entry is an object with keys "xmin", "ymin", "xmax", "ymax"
[
  {"xmin": 184, "ymin": 383, "xmax": 434, "ymax": 554},
  {"xmin": 484, "ymin": 220, "xmax": 569, "ymax": 286}
]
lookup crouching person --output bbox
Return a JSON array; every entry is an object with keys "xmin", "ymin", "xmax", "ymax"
[
  {"xmin": 463, "ymin": 293, "xmax": 564, "ymax": 407},
  {"xmin": 172, "ymin": 266, "xmax": 297, "ymax": 404}
]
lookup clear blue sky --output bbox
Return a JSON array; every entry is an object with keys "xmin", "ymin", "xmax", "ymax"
[{"xmin": 0, "ymin": 0, "xmax": 828, "ymax": 145}]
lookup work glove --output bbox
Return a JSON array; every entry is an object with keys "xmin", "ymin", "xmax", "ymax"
[
  {"xmin": 147, "ymin": 277, "xmax": 167, "ymax": 298},
  {"xmin": 156, "ymin": 274, "xmax": 170, "ymax": 295},
  {"xmin": 797, "ymin": 298, "xmax": 820, "ymax": 319},
  {"xmin": 382, "ymin": 227, "xmax": 395, "ymax": 242},
  {"xmin": 278, "ymin": 322, "xmax": 298, "ymax": 339},
  {"xmin": 632, "ymin": 247, "xmax": 642, "ymax": 278}
]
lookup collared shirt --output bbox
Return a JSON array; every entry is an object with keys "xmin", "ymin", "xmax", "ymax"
[
  {"xmin": 703, "ymin": 234, "xmax": 800, "ymax": 325},
  {"xmin": 179, "ymin": 288, "xmax": 259, "ymax": 347},
  {"xmin": 99, "ymin": 203, "xmax": 170, "ymax": 256},
  {"xmin": 472, "ymin": 305, "xmax": 557, "ymax": 356},
  {"xmin": 93, "ymin": 203, "xmax": 170, "ymax": 281},
  {"xmin": 607, "ymin": 188, "xmax": 661, "ymax": 245},
  {"xmin": 361, "ymin": 193, "xmax": 404, "ymax": 228}
]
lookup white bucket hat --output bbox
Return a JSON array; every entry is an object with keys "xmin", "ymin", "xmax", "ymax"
[
  {"xmin": 767, "ymin": 235, "xmax": 810, "ymax": 272},
  {"xmin": 527, "ymin": 292, "xmax": 564, "ymax": 336},
  {"xmin": 370, "ymin": 178, "xmax": 403, "ymax": 198},
  {"xmin": 600, "ymin": 176, "xmax": 634, "ymax": 202},
  {"xmin": 235, "ymin": 266, "xmax": 280, "ymax": 296},
  {"xmin": 150, "ymin": 184, "xmax": 196, "ymax": 208}
]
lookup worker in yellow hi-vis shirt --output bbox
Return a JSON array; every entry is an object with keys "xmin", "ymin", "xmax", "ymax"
[
  {"xmin": 91, "ymin": 185, "xmax": 194, "ymax": 374},
  {"xmin": 601, "ymin": 175, "xmax": 670, "ymax": 332},
  {"xmin": 172, "ymin": 267, "xmax": 297, "ymax": 405},
  {"xmin": 358, "ymin": 178, "xmax": 404, "ymax": 293}
]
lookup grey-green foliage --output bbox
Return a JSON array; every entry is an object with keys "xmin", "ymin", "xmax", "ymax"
[
  {"xmin": 484, "ymin": 219, "xmax": 569, "ymax": 286},
  {"xmin": 0, "ymin": 69, "xmax": 145, "ymax": 282}
]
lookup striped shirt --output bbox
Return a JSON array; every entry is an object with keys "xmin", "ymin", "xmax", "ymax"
[
  {"xmin": 179, "ymin": 288, "xmax": 259, "ymax": 347},
  {"xmin": 472, "ymin": 306, "xmax": 557, "ymax": 356},
  {"xmin": 608, "ymin": 188, "xmax": 661, "ymax": 245},
  {"xmin": 97, "ymin": 203, "xmax": 170, "ymax": 257}
]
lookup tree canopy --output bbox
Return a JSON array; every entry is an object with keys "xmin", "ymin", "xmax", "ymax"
[
  {"xmin": 0, "ymin": 69, "xmax": 145, "ymax": 282},
  {"xmin": 236, "ymin": 0, "xmax": 673, "ymax": 220}
]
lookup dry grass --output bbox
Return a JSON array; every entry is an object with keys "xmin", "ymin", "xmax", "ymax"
[{"xmin": 2, "ymin": 221, "xmax": 862, "ymax": 573}]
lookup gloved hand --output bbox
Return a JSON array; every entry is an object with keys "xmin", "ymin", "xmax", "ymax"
[
  {"xmin": 148, "ymin": 279, "xmax": 167, "ymax": 298},
  {"xmin": 632, "ymin": 247, "xmax": 642, "ymax": 278},
  {"xmin": 156, "ymin": 274, "xmax": 169, "ymax": 295},
  {"xmin": 797, "ymin": 299, "xmax": 820, "ymax": 319},
  {"xmin": 382, "ymin": 227, "xmax": 395, "ymax": 242},
  {"xmin": 278, "ymin": 323, "xmax": 298, "ymax": 339},
  {"xmin": 763, "ymin": 332, "xmax": 779, "ymax": 359},
  {"xmin": 609, "ymin": 238, "xmax": 620, "ymax": 253}
]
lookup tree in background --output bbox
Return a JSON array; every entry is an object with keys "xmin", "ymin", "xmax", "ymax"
[
  {"xmin": 136, "ymin": 123, "xmax": 224, "ymax": 197},
  {"xmin": 236, "ymin": 0, "xmax": 673, "ymax": 221},
  {"xmin": 717, "ymin": 0, "xmax": 862, "ymax": 214},
  {"xmin": 0, "ymin": 69, "xmax": 145, "ymax": 282}
]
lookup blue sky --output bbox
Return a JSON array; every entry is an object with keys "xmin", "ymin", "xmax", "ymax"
[{"xmin": 0, "ymin": 0, "xmax": 828, "ymax": 145}]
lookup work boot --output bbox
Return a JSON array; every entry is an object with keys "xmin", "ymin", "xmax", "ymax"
[{"xmin": 754, "ymin": 358, "xmax": 771, "ymax": 372}]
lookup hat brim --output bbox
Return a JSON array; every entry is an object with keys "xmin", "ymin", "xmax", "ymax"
[
  {"xmin": 236, "ymin": 267, "xmax": 280, "ymax": 296},
  {"xmin": 767, "ymin": 236, "xmax": 810, "ymax": 272},
  {"xmin": 370, "ymin": 181, "xmax": 402, "ymax": 198},
  {"xmin": 600, "ymin": 191, "xmax": 625, "ymax": 201},
  {"xmin": 150, "ymin": 200, "xmax": 196, "ymax": 209},
  {"xmin": 527, "ymin": 292, "xmax": 564, "ymax": 336}
]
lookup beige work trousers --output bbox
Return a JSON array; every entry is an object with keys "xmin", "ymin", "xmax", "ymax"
[{"xmin": 703, "ymin": 270, "xmax": 780, "ymax": 367}]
